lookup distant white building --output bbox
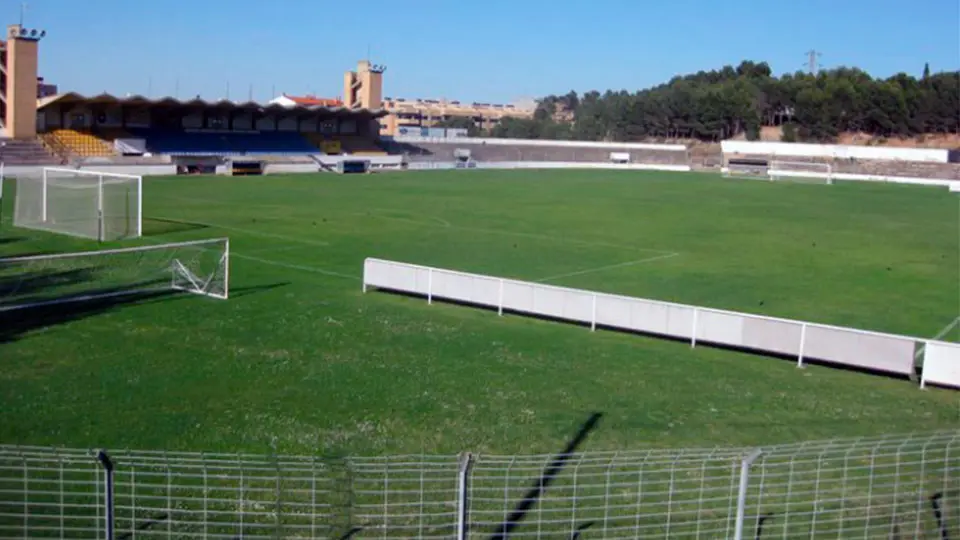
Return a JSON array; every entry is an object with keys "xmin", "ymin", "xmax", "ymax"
[{"xmin": 268, "ymin": 93, "xmax": 343, "ymax": 108}]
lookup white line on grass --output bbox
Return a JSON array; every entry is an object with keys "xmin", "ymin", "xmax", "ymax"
[
  {"xmin": 361, "ymin": 211, "xmax": 675, "ymax": 255},
  {"xmin": 149, "ymin": 216, "xmax": 331, "ymax": 247},
  {"xmin": 931, "ymin": 316, "xmax": 960, "ymax": 341},
  {"xmin": 153, "ymin": 194, "xmax": 674, "ymax": 256},
  {"xmin": 534, "ymin": 252, "xmax": 680, "ymax": 283},
  {"xmin": 233, "ymin": 252, "xmax": 359, "ymax": 281},
  {"xmin": 244, "ymin": 245, "xmax": 306, "ymax": 256},
  {"xmin": 368, "ymin": 208, "xmax": 452, "ymax": 227},
  {"xmin": 914, "ymin": 316, "xmax": 960, "ymax": 359}
]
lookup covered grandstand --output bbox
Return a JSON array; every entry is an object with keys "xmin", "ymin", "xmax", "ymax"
[{"xmin": 36, "ymin": 93, "xmax": 388, "ymax": 159}]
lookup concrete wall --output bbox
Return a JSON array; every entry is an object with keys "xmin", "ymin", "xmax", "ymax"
[
  {"xmin": 392, "ymin": 135, "xmax": 687, "ymax": 151},
  {"xmin": 722, "ymin": 140, "xmax": 950, "ymax": 163}
]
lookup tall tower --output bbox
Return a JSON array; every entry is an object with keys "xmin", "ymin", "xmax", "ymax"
[
  {"xmin": 343, "ymin": 60, "xmax": 385, "ymax": 109},
  {"xmin": 4, "ymin": 24, "xmax": 45, "ymax": 139}
]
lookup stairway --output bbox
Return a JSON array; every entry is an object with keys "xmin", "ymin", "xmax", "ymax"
[{"xmin": 0, "ymin": 137, "xmax": 59, "ymax": 165}]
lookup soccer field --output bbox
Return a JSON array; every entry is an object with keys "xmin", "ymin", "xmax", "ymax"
[{"xmin": 0, "ymin": 169, "xmax": 957, "ymax": 458}]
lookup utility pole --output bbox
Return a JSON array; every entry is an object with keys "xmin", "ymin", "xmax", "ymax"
[{"xmin": 805, "ymin": 50, "xmax": 822, "ymax": 75}]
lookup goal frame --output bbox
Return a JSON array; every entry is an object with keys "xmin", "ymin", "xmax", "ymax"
[
  {"xmin": 767, "ymin": 160, "xmax": 834, "ymax": 185},
  {"xmin": 20, "ymin": 167, "xmax": 143, "ymax": 241},
  {"xmin": 0, "ymin": 237, "xmax": 229, "ymax": 312}
]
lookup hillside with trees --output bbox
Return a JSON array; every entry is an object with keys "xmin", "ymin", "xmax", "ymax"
[{"xmin": 490, "ymin": 61, "xmax": 959, "ymax": 145}]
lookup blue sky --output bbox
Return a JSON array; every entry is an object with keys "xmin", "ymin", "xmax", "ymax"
[{"xmin": 4, "ymin": 0, "xmax": 958, "ymax": 105}]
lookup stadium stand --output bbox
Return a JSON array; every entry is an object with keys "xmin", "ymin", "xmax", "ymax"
[
  {"xmin": 41, "ymin": 129, "xmax": 114, "ymax": 157},
  {"xmin": 302, "ymin": 133, "xmax": 342, "ymax": 155},
  {"xmin": 127, "ymin": 130, "xmax": 320, "ymax": 156},
  {"xmin": 0, "ymin": 136, "xmax": 59, "ymax": 164},
  {"xmin": 338, "ymin": 135, "xmax": 386, "ymax": 155}
]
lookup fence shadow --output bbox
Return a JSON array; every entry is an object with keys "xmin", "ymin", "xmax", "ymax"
[
  {"xmin": 0, "ymin": 236, "xmax": 25, "ymax": 246},
  {"xmin": 371, "ymin": 287, "xmax": 918, "ymax": 385},
  {"xmin": 0, "ymin": 281, "xmax": 181, "ymax": 344},
  {"xmin": 0, "ymin": 279, "xmax": 289, "ymax": 343},
  {"xmin": 228, "ymin": 281, "xmax": 289, "ymax": 299},
  {"xmin": 487, "ymin": 412, "xmax": 603, "ymax": 540}
]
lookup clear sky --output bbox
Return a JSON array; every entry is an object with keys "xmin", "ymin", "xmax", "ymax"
[{"xmin": 4, "ymin": 0, "xmax": 958, "ymax": 105}]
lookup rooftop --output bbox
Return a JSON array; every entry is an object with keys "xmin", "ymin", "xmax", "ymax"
[{"xmin": 37, "ymin": 92, "xmax": 386, "ymax": 117}]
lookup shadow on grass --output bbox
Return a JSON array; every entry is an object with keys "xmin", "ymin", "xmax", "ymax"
[
  {"xmin": 0, "ymin": 280, "xmax": 181, "ymax": 343},
  {"xmin": 371, "ymin": 287, "xmax": 917, "ymax": 384},
  {"xmin": 0, "ymin": 236, "xmax": 25, "ymax": 246},
  {"xmin": 0, "ymin": 272, "xmax": 289, "ymax": 343},
  {"xmin": 142, "ymin": 217, "xmax": 210, "ymax": 237},
  {"xmin": 487, "ymin": 413, "xmax": 602, "ymax": 540}
]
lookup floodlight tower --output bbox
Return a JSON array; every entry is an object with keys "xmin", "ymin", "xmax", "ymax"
[{"xmin": 3, "ymin": 24, "xmax": 46, "ymax": 139}]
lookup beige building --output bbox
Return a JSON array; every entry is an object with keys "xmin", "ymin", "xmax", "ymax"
[{"xmin": 338, "ymin": 60, "xmax": 535, "ymax": 137}]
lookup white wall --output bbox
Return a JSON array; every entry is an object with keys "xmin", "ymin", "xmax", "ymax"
[
  {"xmin": 722, "ymin": 140, "xmax": 949, "ymax": 163},
  {"xmin": 391, "ymin": 135, "xmax": 688, "ymax": 151},
  {"xmin": 362, "ymin": 258, "xmax": 958, "ymax": 386},
  {"xmin": 407, "ymin": 161, "xmax": 691, "ymax": 172}
]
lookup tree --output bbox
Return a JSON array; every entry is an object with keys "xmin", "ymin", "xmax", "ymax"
[{"xmin": 484, "ymin": 60, "xmax": 958, "ymax": 143}]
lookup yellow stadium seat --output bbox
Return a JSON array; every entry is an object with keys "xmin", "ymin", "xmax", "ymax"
[{"xmin": 42, "ymin": 129, "xmax": 116, "ymax": 157}]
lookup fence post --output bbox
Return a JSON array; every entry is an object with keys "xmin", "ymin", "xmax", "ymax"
[
  {"xmin": 733, "ymin": 449, "xmax": 762, "ymax": 540},
  {"xmin": 427, "ymin": 268, "xmax": 434, "ymax": 305},
  {"xmin": 691, "ymin": 307, "xmax": 699, "ymax": 348},
  {"xmin": 591, "ymin": 294, "xmax": 597, "ymax": 331},
  {"xmin": 920, "ymin": 340, "xmax": 930, "ymax": 389},
  {"xmin": 498, "ymin": 279, "xmax": 504, "ymax": 316},
  {"xmin": 271, "ymin": 438, "xmax": 283, "ymax": 538},
  {"xmin": 797, "ymin": 323, "xmax": 807, "ymax": 368},
  {"xmin": 95, "ymin": 450, "xmax": 115, "ymax": 540},
  {"xmin": 456, "ymin": 452, "xmax": 474, "ymax": 540}
]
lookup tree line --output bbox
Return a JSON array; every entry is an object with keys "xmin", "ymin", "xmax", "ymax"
[{"xmin": 440, "ymin": 61, "xmax": 959, "ymax": 143}]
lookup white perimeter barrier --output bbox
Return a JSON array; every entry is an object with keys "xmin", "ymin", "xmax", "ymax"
[
  {"xmin": 721, "ymin": 140, "xmax": 949, "ymax": 163},
  {"xmin": 362, "ymin": 258, "xmax": 960, "ymax": 389},
  {"xmin": 391, "ymin": 135, "xmax": 687, "ymax": 151},
  {"xmin": 721, "ymin": 167, "xmax": 960, "ymax": 189},
  {"xmin": 407, "ymin": 161, "xmax": 692, "ymax": 172}
]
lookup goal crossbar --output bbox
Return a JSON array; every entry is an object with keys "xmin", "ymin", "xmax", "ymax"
[
  {"xmin": 0, "ymin": 238, "xmax": 229, "ymax": 312},
  {"xmin": 13, "ymin": 167, "xmax": 144, "ymax": 241},
  {"xmin": 767, "ymin": 160, "xmax": 834, "ymax": 184},
  {"xmin": 41, "ymin": 167, "xmax": 143, "ymax": 180}
]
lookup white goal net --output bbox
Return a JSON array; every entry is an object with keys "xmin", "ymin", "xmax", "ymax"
[
  {"xmin": 767, "ymin": 160, "xmax": 834, "ymax": 184},
  {"xmin": 13, "ymin": 167, "xmax": 143, "ymax": 241},
  {"xmin": 0, "ymin": 238, "xmax": 228, "ymax": 312}
]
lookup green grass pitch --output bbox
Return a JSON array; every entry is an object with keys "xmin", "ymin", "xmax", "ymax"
[{"xmin": 0, "ymin": 169, "xmax": 957, "ymax": 458}]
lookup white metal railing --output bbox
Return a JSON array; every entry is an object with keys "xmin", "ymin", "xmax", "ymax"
[
  {"xmin": 362, "ymin": 258, "xmax": 960, "ymax": 389},
  {"xmin": 1, "ymin": 431, "xmax": 957, "ymax": 539}
]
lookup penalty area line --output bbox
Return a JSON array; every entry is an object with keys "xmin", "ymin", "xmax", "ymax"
[
  {"xmin": 233, "ymin": 252, "xmax": 359, "ymax": 281},
  {"xmin": 148, "ymin": 215, "xmax": 331, "ymax": 247},
  {"xmin": 931, "ymin": 316, "xmax": 960, "ymax": 341},
  {"xmin": 914, "ymin": 316, "xmax": 960, "ymax": 359},
  {"xmin": 534, "ymin": 252, "xmax": 680, "ymax": 283}
]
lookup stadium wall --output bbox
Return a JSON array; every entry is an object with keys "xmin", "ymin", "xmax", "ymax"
[
  {"xmin": 407, "ymin": 161, "xmax": 692, "ymax": 172},
  {"xmin": 363, "ymin": 258, "xmax": 960, "ymax": 389},
  {"xmin": 726, "ymin": 167, "xmax": 959, "ymax": 188},
  {"xmin": 390, "ymin": 135, "xmax": 688, "ymax": 151},
  {"xmin": 721, "ymin": 140, "xmax": 950, "ymax": 163}
]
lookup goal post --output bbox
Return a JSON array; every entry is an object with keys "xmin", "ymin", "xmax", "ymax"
[
  {"xmin": 13, "ymin": 167, "xmax": 143, "ymax": 241},
  {"xmin": 767, "ymin": 161, "xmax": 834, "ymax": 185},
  {"xmin": 0, "ymin": 238, "xmax": 228, "ymax": 312}
]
